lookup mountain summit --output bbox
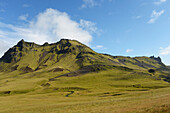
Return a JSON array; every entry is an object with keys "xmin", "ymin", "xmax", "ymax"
[
  {"xmin": 0, "ymin": 39, "xmax": 169, "ymax": 81},
  {"xmin": 0, "ymin": 39, "xmax": 166, "ymax": 70}
]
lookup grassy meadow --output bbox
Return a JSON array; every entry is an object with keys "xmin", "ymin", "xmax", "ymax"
[{"xmin": 0, "ymin": 68, "xmax": 169, "ymax": 113}]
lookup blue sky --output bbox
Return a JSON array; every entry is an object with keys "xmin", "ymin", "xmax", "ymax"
[{"xmin": 0, "ymin": 0, "xmax": 170, "ymax": 65}]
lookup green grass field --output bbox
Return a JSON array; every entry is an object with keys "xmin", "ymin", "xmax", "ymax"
[{"xmin": 0, "ymin": 68, "xmax": 169, "ymax": 113}]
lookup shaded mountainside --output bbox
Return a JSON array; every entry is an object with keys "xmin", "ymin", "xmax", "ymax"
[{"xmin": 0, "ymin": 39, "xmax": 170, "ymax": 82}]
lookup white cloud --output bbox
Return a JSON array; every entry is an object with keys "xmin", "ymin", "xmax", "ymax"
[
  {"xmin": 80, "ymin": 0, "xmax": 115, "ymax": 8},
  {"xmin": 0, "ymin": 8, "xmax": 99, "ymax": 56},
  {"xmin": 22, "ymin": 4, "xmax": 30, "ymax": 8},
  {"xmin": 80, "ymin": 19, "xmax": 97, "ymax": 33},
  {"xmin": 148, "ymin": 10, "xmax": 164, "ymax": 24},
  {"xmin": 81, "ymin": 0, "xmax": 99, "ymax": 8},
  {"xmin": 159, "ymin": 46, "xmax": 170, "ymax": 55},
  {"xmin": 154, "ymin": 0, "xmax": 167, "ymax": 5},
  {"xmin": 17, "ymin": 8, "xmax": 95, "ymax": 45},
  {"xmin": 126, "ymin": 49, "xmax": 133, "ymax": 53},
  {"xmin": 93, "ymin": 45, "xmax": 106, "ymax": 50},
  {"xmin": 0, "ymin": 23, "xmax": 19, "ymax": 40},
  {"xmin": 132, "ymin": 16, "xmax": 142, "ymax": 20},
  {"xmin": 19, "ymin": 14, "xmax": 28, "ymax": 21},
  {"xmin": 136, "ymin": 16, "xmax": 141, "ymax": 19},
  {"xmin": 0, "ymin": 39, "xmax": 12, "ymax": 57}
]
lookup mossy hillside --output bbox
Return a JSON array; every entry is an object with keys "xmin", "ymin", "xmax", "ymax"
[
  {"xmin": 0, "ymin": 39, "xmax": 167, "ymax": 74},
  {"xmin": 103, "ymin": 55, "xmax": 165, "ymax": 70},
  {"xmin": 0, "ymin": 39, "xmax": 169, "ymax": 112},
  {"xmin": 0, "ymin": 39, "xmax": 96, "ymax": 72},
  {"xmin": 0, "ymin": 66, "xmax": 169, "ymax": 96}
]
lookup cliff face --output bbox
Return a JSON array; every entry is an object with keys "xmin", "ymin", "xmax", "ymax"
[{"xmin": 0, "ymin": 39, "xmax": 40, "ymax": 63}]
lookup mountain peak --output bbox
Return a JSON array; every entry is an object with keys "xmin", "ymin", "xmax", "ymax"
[
  {"xmin": 58, "ymin": 39, "xmax": 70, "ymax": 45},
  {"xmin": 150, "ymin": 56, "xmax": 162, "ymax": 63},
  {"xmin": 0, "ymin": 39, "xmax": 167, "ymax": 72},
  {"xmin": 42, "ymin": 42, "xmax": 49, "ymax": 46},
  {"xmin": 60, "ymin": 38, "xmax": 69, "ymax": 42},
  {"xmin": 16, "ymin": 39, "xmax": 25, "ymax": 48},
  {"xmin": 20, "ymin": 39, "xmax": 25, "ymax": 42}
]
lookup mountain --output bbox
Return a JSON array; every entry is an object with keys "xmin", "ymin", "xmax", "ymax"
[
  {"xmin": 0, "ymin": 39, "xmax": 170, "ymax": 113},
  {"xmin": 0, "ymin": 39, "xmax": 169, "ymax": 82}
]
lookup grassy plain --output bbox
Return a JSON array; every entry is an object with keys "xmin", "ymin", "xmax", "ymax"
[{"xmin": 0, "ymin": 69, "xmax": 169, "ymax": 113}]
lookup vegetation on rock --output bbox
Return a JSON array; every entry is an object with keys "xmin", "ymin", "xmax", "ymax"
[{"xmin": 0, "ymin": 39, "xmax": 169, "ymax": 113}]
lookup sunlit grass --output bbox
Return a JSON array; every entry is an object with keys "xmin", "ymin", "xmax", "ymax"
[{"xmin": 0, "ymin": 68, "xmax": 169, "ymax": 113}]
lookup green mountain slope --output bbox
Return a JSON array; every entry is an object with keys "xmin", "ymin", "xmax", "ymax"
[
  {"xmin": 0, "ymin": 39, "xmax": 166, "ymax": 71},
  {"xmin": 0, "ymin": 39, "xmax": 169, "ymax": 81},
  {"xmin": 0, "ymin": 39, "xmax": 170, "ymax": 113}
]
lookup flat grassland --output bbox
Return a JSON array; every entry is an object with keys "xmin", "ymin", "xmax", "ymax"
[{"xmin": 0, "ymin": 69, "xmax": 170, "ymax": 113}]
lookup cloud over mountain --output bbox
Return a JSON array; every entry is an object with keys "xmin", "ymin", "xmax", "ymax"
[
  {"xmin": 159, "ymin": 46, "xmax": 170, "ymax": 55},
  {"xmin": 0, "ymin": 8, "xmax": 99, "ymax": 57}
]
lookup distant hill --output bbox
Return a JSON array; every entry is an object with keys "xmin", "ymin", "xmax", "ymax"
[{"xmin": 0, "ymin": 39, "xmax": 169, "ymax": 82}]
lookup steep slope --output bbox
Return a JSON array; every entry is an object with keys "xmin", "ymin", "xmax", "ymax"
[
  {"xmin": 103, "ymin": 54, "xmax": 165, "ymax": 70},
  {"xmin": 0, "ymin": 39, "xmax": 95, "ymax": 72},
  {"xmin": 0, "ymin": 39, "xmax": 167, "ymax": 73}
]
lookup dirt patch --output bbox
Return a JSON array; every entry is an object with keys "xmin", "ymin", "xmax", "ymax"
[
  {"xmin": 41, "ymin": 83, "xmax": 51, "ymax": 87},
  {"xmin": 20, "ymin": 66, "xmax": 34, "ymax": 73},
  {"xmin": 53, "ymin": 68, "xmax": 64, "ymax": 72},
  {"xmin": 11, "ymin": 65, "xmax": 19, "ymax": 71}
]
